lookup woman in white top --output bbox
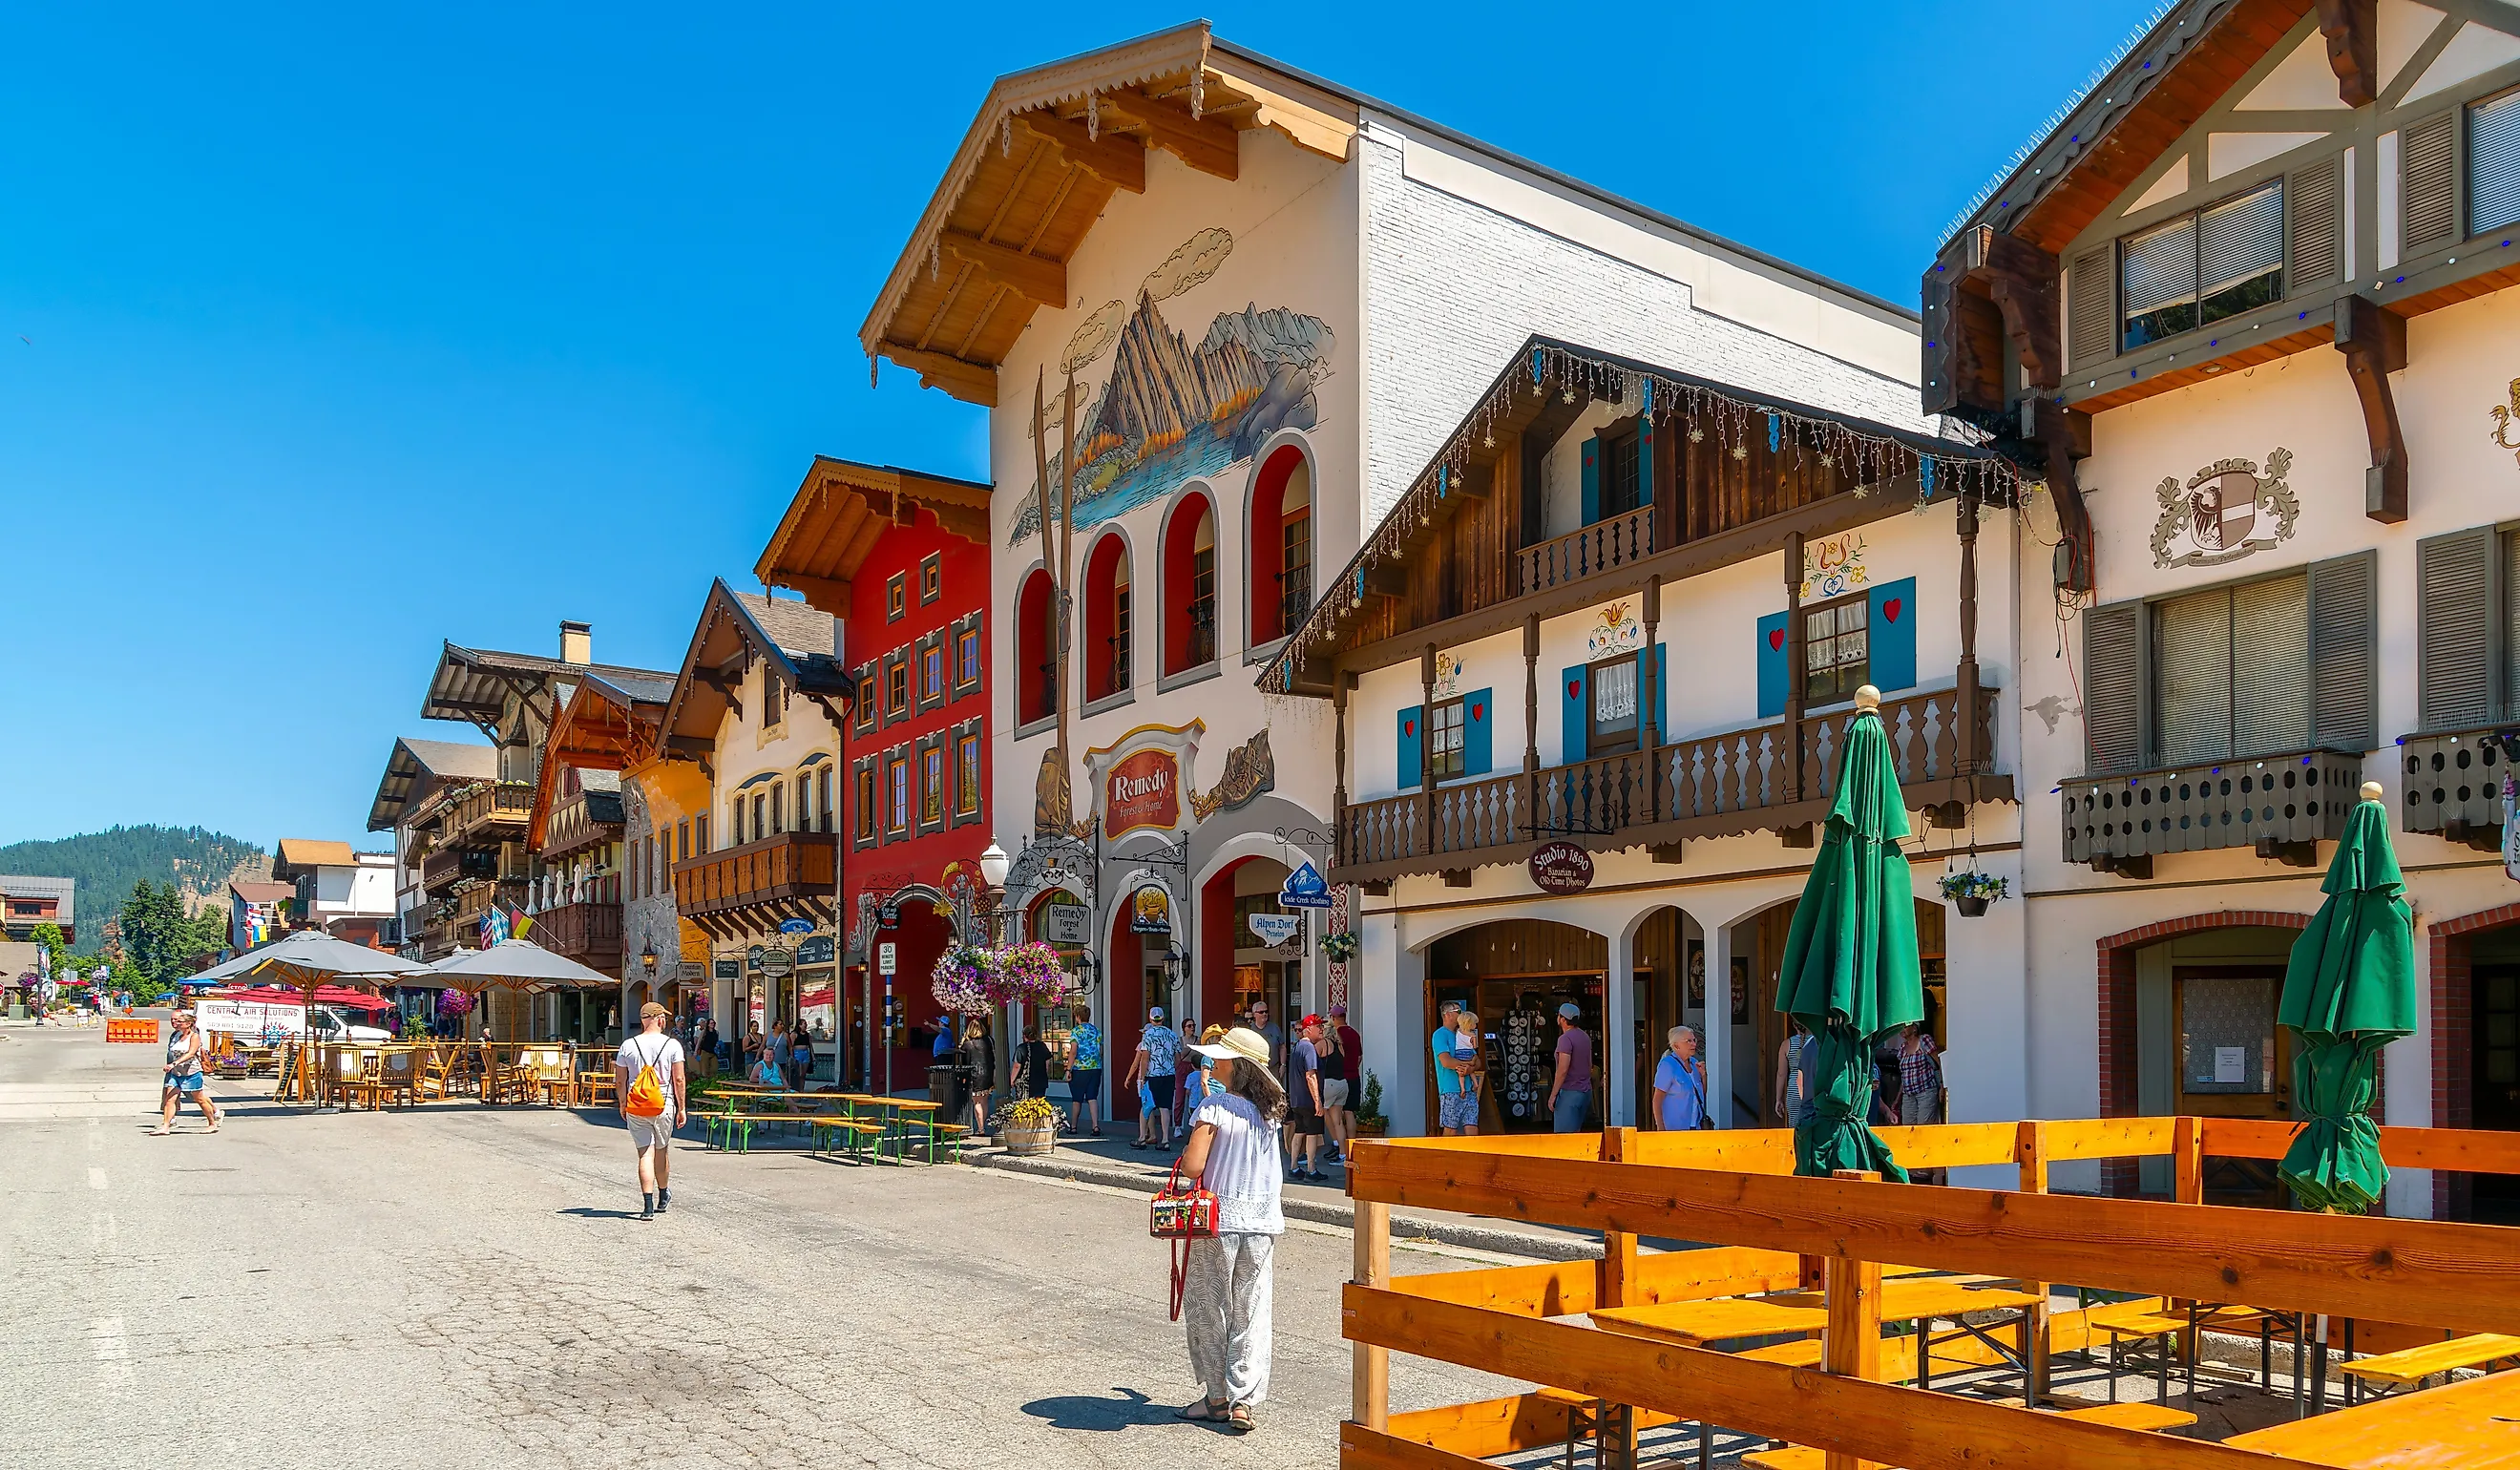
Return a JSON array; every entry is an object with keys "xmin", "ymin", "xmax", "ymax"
[{"xmin": 1173, "ymin": 1025, "xmax": 1286, "ymax": 1434}]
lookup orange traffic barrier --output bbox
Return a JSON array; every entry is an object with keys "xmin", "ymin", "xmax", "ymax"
[{"xmin": 105, "ymin": 1018, "xmax": 160, "ymax": 1045}]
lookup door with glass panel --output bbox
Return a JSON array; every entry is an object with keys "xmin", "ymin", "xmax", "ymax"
[{"xmin": 2172, "ymin": 966, "xmax": 2292, "ymax": 1204}]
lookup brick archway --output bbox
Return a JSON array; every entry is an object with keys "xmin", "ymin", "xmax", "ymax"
[
  {"xmin": 2094, "ymin": 910, "xmax": 2310, "ymax": 1196},
  {"xmin": 2427, "ymin": 901, "xmax": 2520, "ymax": 1220}
]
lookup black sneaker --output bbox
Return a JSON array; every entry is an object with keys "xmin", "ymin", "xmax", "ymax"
[{"xmin": 655, "ymin": 1190, "xmax": 670, "ymax": 1214}]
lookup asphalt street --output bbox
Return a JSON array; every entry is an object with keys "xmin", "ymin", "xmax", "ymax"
[{"xmin": 0, "ymin": 1023, "xmax": 1525, "ymax": 1469}]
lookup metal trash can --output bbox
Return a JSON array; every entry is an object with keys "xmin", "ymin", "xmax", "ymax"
[{"xmin": 928, "ymin": 1060, "xmax": 967, "ymax": 1121}]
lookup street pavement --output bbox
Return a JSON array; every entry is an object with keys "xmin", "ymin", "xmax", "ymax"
[{"xmin": 0, "ymin": 1025, "xmax": 1527, "ymax": 1469}]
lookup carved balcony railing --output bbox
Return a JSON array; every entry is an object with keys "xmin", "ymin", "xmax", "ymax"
[
  {"xmin": 541, "ymin": 791, "xmax": 624, "ymax": 861},
  {"xmin": 536, "ymin": 892, "xmax": 623, "ymax": 974},
  {"xmin": 2062, "ymin": 747, "xmax": 2364, "ymax": 872},
  {"xmin": 421, "ymin": 846, "xmax": 497, "ymax": 895},
  {"xmin": 445, "ymin": 781, "xmax": 535, "ymax": 850},
  {"xmin": 674, "ymin": 831, "xmax": 837, "ymax": 931},
  {"xmin": 1519, "ymin": 506, "xmax": 1656, "ymax": 596},
  {"xmin": 1334, "ymin": 684, "xmax": 2006, "ymax": 883},
  {"xmin": 2398, "ymin": 725, "xmax": 2513, "ymax": 848}
]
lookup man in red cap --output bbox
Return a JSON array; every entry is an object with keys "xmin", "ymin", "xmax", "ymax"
[{"xmin": 1284, "ymin": 1014, "xmax": 1327, "ymax": 1182}]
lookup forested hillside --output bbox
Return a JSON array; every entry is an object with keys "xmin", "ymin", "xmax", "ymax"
[{"xmin": 0, "ymin": 826, "xmax": 270, "ymax": 953}]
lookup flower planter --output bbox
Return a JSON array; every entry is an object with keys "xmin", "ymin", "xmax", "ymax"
[
  {"xmin": 1356, "ymin": 1117, "xmax": 1388, "ymax": 1137},
  {"xmin": 1955, "ymin": 895, "xmax": 1989, "ymax": 917},
  {"xmin": 999, "ymin": 1120, "xmax": 1058, "ymax": 1156}
]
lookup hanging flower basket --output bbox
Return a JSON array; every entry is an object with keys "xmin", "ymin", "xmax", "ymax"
[
  {"xmin": 995, "ymin": 942, "xmax": 1075, "ymax": 1008},
  {"xmin": 1939, "ymin": 871, "xmax": 2008, "ymax": 917},
  {"xmin": 436, "ymin": 988, "xmax": 474, "ymax": 1017},
  {"xmin": 1319, "ymin": 930, "xmax": 1361, "ymax": 964},
  {"xmin": 931, "ymin": 942, "xmax": 998, "ymax": 1015}
]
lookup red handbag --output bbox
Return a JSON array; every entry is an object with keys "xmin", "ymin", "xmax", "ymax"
[{"xmin": 1149, "ymin": 1157, "xmax": 1220, "ymax": 1320}]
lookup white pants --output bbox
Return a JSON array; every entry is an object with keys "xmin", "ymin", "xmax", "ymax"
[{"xmin": 1183, "ymin": 1231, "xmax": 1275, "ymax": 1405}]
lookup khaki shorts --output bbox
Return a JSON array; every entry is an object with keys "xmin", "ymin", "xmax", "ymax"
[
  {"xmin": 1319, "ymin": 1078, "xmax": 1351, "ymax": 1109},
  {"xmin": 625, "ymin": 1110, "xmax": 678, "ymax": 1150}
]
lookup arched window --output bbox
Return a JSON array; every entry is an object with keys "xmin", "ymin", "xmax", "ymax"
[
  {"xmin": 1083, "ymin": 533, "xmax": 1132, "ymax": 702},
  {"xmin": 1248, "ymin": 445, "xmax": 1312, "ymax": 645},
  {"xmin": 1163, "ymin": 492, "xmax": 1218, "ymax": 676},
  {"xmin": 1016, "ymin": 566, "xmax": 1058, "ymax": 725}
]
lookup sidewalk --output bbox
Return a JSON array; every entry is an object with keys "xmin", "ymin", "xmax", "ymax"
[{"xmin": 964, "ymin": 1120, "xmax": 1616, "ymax": 1261}]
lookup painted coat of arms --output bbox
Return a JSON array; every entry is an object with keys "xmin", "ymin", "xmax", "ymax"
[{"xmin": 2150, "ymin": 448, "xmax": 2298, "ymax": 569}]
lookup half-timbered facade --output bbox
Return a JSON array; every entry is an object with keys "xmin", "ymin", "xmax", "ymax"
[
  {"xmin": 1264, "ymin": 339, "xmax": 2026, "ymax": 1136},
  {"xmin": 1927, "ymin": 0, "xmax": 2520, "ymax": 1214}
]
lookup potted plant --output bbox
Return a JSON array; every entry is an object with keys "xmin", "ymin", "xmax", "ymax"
[
  {"xmin": 1354, "ymin": 1068, "xmax": 1388, "ymax": 1137},
  {"xmin": 999, "ymin": 1094, "xmax": 1060, "ymax": 1156},
  {"xmin": 1939, "ymin": 870, "xmax": 2009, "ymax": 917},
  {"xmin": 1319, "ymin": 930, "xmax": 1361, "ymax": 965}
]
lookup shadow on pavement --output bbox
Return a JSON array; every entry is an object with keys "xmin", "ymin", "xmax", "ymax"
[
  {"xmin": 1019, "ymin": 1386, "xmax": 1185, "ymax": 1432},
  {"xmin": 556, "ymin": 1206, "xmax": 643, "ymax": 1221}
]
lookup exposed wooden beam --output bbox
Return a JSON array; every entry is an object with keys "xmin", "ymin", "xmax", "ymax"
[
  {"xmin": 769, "ymin": 570, "xmax": 854, "ymax": 618},
  {"xmin": 2035, "ymin": 398, "xmax": 2097, "ymax": 594},
  {"xmin": 1011, "ymin": 111, "xmax": 1146, "ymax": 194},
  {"xmin": 695, "ymin": 670, "xmax": 744, "ymax": 720},
  {"xmin": 874, "ymin": 342, "xmax": 998, "ymax": 408},
  {"xmin": 1969, "ymin": 227, "xmax": 2062, "ymax": 392},
  {"xmin": 2315, "ymin": 0, "xmax": 2378, "ymax": 108},
  {"xmin": 912, "ymin": 497, "xmax": 992, "ymax": 549},
  {"xmin": 2334, "ymin": 293, "xmax": 2408, "ymax": 523},
  {"xmin": 664, "ymin": 735, "xmax": 714, "ymax": 760},
  {"xmin": 1100, "ymin": 91, "xmax": 1238, "ymax": 180},
  {"xmin": 936, "ymin": 229, "xmax": 1065, "ymax": 309}
]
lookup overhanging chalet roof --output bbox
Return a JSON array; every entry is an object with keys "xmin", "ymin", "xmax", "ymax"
[
  {"xmin": 420, "ymin": 640, "xmax": 671, "ymax": 735},
  {"xmin": 366, "ymin": 737, "xmax": 498, "ymax": 832},
  {"xmin": 528, "ymin": 677, "xmax": 671, "ymax": 850},
  {"xmin": 1937, "ymin": 0, "xmax": 2317, "ymax": 258},
  {"xmin": 660, "ymin": 580, "xmax": 853, "ymax": 759},
  {"xmin": 755, "ymin": 456, "xmax": 994, "ymax": 618},
  {"xmin": 1258, "ymin": 336, "xmax": 2016, "ymax": 698},
  {"xmin": 273, "ymin": 839, "xmax": 356, "ymax": 877}
]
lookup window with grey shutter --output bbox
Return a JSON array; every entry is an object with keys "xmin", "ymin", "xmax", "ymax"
[
  {"xmin": 2121, "ymin": 216, "xmax": 2197, "ymax": 349},
  {"xmin": 2416, "ymin": 526, "xmax": 2496, "ymax": 730},
  {"xmin": 2505, "ymin": 529, "xmax": 2520, "ymax": 720},
  {"xmin": 2402, "ymin": 109, "xmax": 2459, "ymax": 255},
  {"xmin": 2289, "ymin": 155, "xmax": 2342, "ymax": 291},
  {"xmin": 2232, "ymin": 573, "xmax": 2310, "ymax": 759},
  {"xmin": 2157, "ymin": 587, "xmax": 2236, "ymax": 766},
  {"xmin": 2309, "ymin": 551, "xmax": 2377, "ymax": 752},
  {"xmin": 2068, "ymin": 245, "xmax": 2114, "ymax": 368},
  {"xmin": 2197, "ymin": 182, "xmax": 2285, "ymax": 309},
  {"xmin": 2475, "ymin": 84, "xmax": 2520, "ymax": 239},
  {"xmin": 2084, "ymin": 601, "xmax": 2143, "ymax": 774}
]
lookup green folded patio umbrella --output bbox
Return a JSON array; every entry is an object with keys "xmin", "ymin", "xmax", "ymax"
[
  {"xmin": 2277, "ymin": 781, "xmax": 2417, "ymax": 1213},
  {"xmin": 1774, "ymin": 686, "xmax": 1925, "ymax": 1181}
]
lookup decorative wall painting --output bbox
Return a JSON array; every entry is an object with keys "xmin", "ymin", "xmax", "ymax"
[
  {"xmin": 2150, "ymin": 448, "xmax": 2298, "ymax": 568},
  {"xmin": 2492, "ymin": 378, "xmax": 2520, "ymax": 470},
  {"xmin": 1585, "ymin": 599, "xmax": 1645, "ymax": 661},
  {"xmin": 1801, "ymin": 531, "xmax": 1869, "ymax": 600}
]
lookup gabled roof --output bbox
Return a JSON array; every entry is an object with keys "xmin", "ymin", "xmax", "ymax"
[
  {"xmin": 229, "ymin": 880, "xmax": 292, "ymax": 905},
  {"xmin": 421, "ymin": 640, "xmax": 672, "ymax": 733},
  {"xmin": 0, "ymin": 874, "xmax": 74, "ymax": 921},
  {"xmin": 273, "ymin": 838, "xmax": 356, "ymax": 878},
  {"xmin": 527, "ymin": 674, "xmax": 671, "ymax": 849},
  {"xmin": 756, "ymin": 456, "xmax": 994, "ymax": 617},
  {"xmin": 659, "ymin": 580, "xmax": 854, "ymax": 759},
  {"xmin": 367, "ymin": 737, "xmax": 499, "ymax": 832}
]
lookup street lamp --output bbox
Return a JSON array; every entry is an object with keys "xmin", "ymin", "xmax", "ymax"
[
  {"xmin": 976, "ymin": 842, "xmax": 1012, "ymax": 945},
  {"xmin": 640, "ymin": 940, "xmax": 658, "ymax": 977}
]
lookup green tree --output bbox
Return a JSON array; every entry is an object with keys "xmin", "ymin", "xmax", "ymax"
[{"xmin": 115, "ymin": 879, "xmax": 227, "ymax": 1001}]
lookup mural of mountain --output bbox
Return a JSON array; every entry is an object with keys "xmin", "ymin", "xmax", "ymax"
[
  {"xmin": 1199, "ymin": 304, "xmax": 1334, "ymax": 375},
  {"xmin": 1088, "ymin": 289, "xmax": 1270, "ymax": 452}
]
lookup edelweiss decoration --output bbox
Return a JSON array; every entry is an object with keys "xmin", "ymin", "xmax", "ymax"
[
  {"xmin": 2491, "ymin": 378, "xmax": 2520, "ymax": 471},
  {"xmin": 2150, "ymin": 448, "xmax": 2299, "ymax": 569}
]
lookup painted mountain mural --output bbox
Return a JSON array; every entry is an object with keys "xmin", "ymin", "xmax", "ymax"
[{"xmin": 1012, "ymin": 274, "xmax": 1332, "ymax": 546}]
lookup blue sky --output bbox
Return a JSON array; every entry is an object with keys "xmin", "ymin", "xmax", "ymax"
[{"xmin": 0, "ymin": 1, "xmax": 2157, "ymax": 850}]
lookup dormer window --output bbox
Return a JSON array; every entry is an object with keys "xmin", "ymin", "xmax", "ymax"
[{"xmin": 2121, "ymin": 180, "xmax": 2282, "ymax": 351}]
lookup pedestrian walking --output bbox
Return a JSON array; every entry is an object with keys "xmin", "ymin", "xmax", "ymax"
[
  {"xmin": 1545, "ymin": 1001, "xmax": 1595, "ymax": 1133},
  {"xmin": 1314, "ymin": 1017, "xmax": 1351, "ymax": 1162},
  {"xmin": 697, "ymin": 1018, "xmax": 720, "ymax": 1080},
  {"xmin": 152, "ymin": 1011, "xmax": 220, "ymax": 1136},
  {"xmin": 788, "ymin": 1019, "xmax": 814, "ymax": 1088},
  {"xmin": 1897, "ymin": 1022, "xmax": 1947, "ymax": 1183},
  {"xmin": 1066, "ymin": 1008, "xmax": 1103, "ymax": 1136},
  {"xmin": 1284, "ymin": 1016, "xmax": 1326, "ymax": 1179},
  {"xmin": 1650, "ymin": 1025, "xmax": 1708, "ymax": 1131},
  {"xmin": 1016, "ymin": 1020, "xmax": 1052, "ymax": 1101},
  {"xmin": 1330, "ymin": 1004, "xmax": 1361, "ymax": 1082},
  {"xmin": 1774, "ymin": 1018, "xmax": 1815, "ymax": 1126},
  {"xmin": 1246, "ymin": 999, "xmax": 1283, "ymax": 1072},
  {"xmin": 960, "ymin": 1018, "xmax": 997, "ymax": 1135},
  {"xmin": 614, "ymin": 1001, "xmax": 687, "ymax": 1221},
  {"xmin": 1439, "ymin": 1009, "xmax": 1482, "ymax": 1137},
  {"xmin": 1173, "ymin": 1018, "xmax": 1205, "ymax": 1140},
  {"xmin": 1128, "ymin": 1006, "xmax": 1178, "ymax": 1150},
  {"xmin": 1428, "ymin": 998, "xmax": 1464, "ymax": 1136},
  {"xmin": 1173, "ymin": 1025, "xmax": 1286, "ymax": 1435}
]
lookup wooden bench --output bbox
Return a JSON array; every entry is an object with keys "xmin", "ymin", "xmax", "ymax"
[
  {"xmin": 2339, "ymin": 1333, "xmax": 2520, "ymax": 1400},
  {"xmin": 808, "ymin": 1118, "xmax": 886, "ymax": 1162},
  {"xmin": 696, "ymin": 1111, "xmax": 755, "ymax": 1153},
  {"xmin": 2085, "ymin": 1306, "xmax": 2192, "ymax": 1403},
  {"xmin": 1739, "ymin": 1401, "xmax": 2200, "ymax": 1469}
]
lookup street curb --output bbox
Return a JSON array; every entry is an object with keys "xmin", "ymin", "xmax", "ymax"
[{"xmin": 964, "ymin": 1145, "xmax": 1594, "ymax": 1262}]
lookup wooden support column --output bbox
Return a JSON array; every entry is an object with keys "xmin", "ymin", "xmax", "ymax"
[
  {"xmin": 1598, "ymin": 1126, "xmax": 1642, "ymax": 1466},
  {"xmin": 1955, "ymin": 489, "xmax": 1983, "ymax": 777},
  {"xmin": 1642, "ymin": 578, "xmax": 1662, "ymax": 823},
  {"xmin": 1420, "ymin": 644, "xmax": 1438, "ymax": 857},
  {"xmin": 1334, "ymin": 672, "xmax": 1352, "ymax": 863},
  {"xmin": 2335, "ymin": 294, "xmax": 2409, "ymax": 523},
  {"xmin": 1351, "ymin": 1197, "xmax": 1391, "ymax": 1430},
  {"xmin": 2016, "ymin": 1121, "xmax": 2052, "ymax": 1404},
  {"xmin": 1783, "ymin": 533, "xmax": 1809, "ymax": 815},
  {"xmin": 1522, "ymin": 615, "xmax": 1542, "ymax": 774},
  {"xmin": 1823, "ymin": 1168, "xmax": 1885, "ymax": 1470}
]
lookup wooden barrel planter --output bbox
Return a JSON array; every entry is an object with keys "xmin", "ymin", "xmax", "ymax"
[{"xmin": 1000, "ymin": 1120, "xmax": 1058, "ymax": 1156}]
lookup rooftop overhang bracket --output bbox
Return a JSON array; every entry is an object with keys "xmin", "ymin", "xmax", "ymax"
[{"xmin": 2335, "ymin": 293, "xmax": 2408, "ymax": 523}]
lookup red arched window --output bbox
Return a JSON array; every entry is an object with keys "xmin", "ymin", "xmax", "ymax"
[
  {"xmin": 1083, "ymin": 534, "xmax": 1131, "ymax": 702},
  {"xmin": 1016, "ymin": 566, "xmax": 1057, "ymax": 724},
  {"xmin": 1247, "ymin": 445, "xmax": 1312, "ymax": 645},
  {"xmin": 1162, "ymin": 493, "xmax": 1218, "ymax": 676}
]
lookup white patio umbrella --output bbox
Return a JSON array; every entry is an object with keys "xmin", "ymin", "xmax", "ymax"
[
  {"xmin": 200, "ymin": 931, "xmax": 430, "ymax": 1099},
  {"xmin": 430, "ymin": 938, "xmax": 617, "ymax": 994}
]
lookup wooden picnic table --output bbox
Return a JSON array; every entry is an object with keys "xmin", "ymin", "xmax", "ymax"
[
  {"xmin": 2225, "ymin": 1367, "xmax": 2520, "ymax": 1466},
  {"xmin": 1762, "ymin": 1279, "xmax": 2048, "ymax": 1398},
  {"xmin": 1586, "ymin": 1297, "xmax": 1830, "ymax": 1347}
]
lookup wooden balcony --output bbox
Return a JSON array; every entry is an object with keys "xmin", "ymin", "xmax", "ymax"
[
  {"xmin": 536, "ymin": 889, "xmax": 623, "ymax": 976},
  {"xmin": 420, "ymin": 846, "xmax": 495, "ymax": 895},
  {"xmin": 673, "ymin": 831, "xmax": 837, "ymax": 936},
  {"xmin": 2063, "ymin": 748, "xmax": 2364, "ymax": 874},
  {"xmin": 1518, "ymin": 504, "xmax": 1656, "ymax": 596},
  {"xmin": 2397, "ymin": 725, "xmax": 2513, "ymax": 850},
  {"xmin": 540, "ymin": 790, "xmax": 624, "ymax": 861},
  {"xmin": 445, "ymin": 781, "xmax": 535, "ymax": 850},
  {"xmin": 1334, "ymin": 685, "xmax": 2006, "ymax": 884}
]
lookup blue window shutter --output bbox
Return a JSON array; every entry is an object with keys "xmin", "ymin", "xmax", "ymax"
[
  {"xmin": 1867, "ymin": 578, "xmax": 1917, "ymax": 693},
  {"xmin": 1397, "ymin": 705, "xmax": 1423, "ymax": 790},
  {"xmin": 1756, "ymin": 613, "xmax": 1789, "ymax": 718},
  {"xmin": 1464, "ymin": 688, "xmax": 1494, "ymax": 776},
  {"xmin": 1561, "ymin": 665, "xmax": 1587, "ymax": 764},
  {"xmin": 1650, "ymin": 646, "xmax": 1667, "ymax": 743},
  {"xmin": 1580, "ymin": 437, "xmax": 1600, "ymax": 526},
  {"xmin": 1637, "ymin": 425, "xmax": 1654, "ymax": 506}
]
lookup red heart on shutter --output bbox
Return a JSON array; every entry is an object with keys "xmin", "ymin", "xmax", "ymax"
[
  {"xmin": 1566, "ymin": 680, "xmax": 1582, "ymax": 700},
  {"xmin": 1471, "ymin": 702, "xmax": 1484, "ymax": 721},
  {"xmin": 1768, "ymin": 628, "xmax": 1785, "ymax": 651},
  {"xmin": 1403, "ymin": 719, "xmax": 1416, "ymax": 737},
  {"xmin": 1883, "ymin": 598, "xmax": 1903, "ymax": 622}
]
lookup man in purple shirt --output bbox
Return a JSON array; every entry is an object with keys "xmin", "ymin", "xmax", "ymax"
[{"xmin": 1546, "ymin": 1001, "xmax": 1594, "ymax": 1133}]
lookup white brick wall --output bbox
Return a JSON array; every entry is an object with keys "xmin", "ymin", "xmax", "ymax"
[{"xmin": 1358, "ymin": 132, "xmax": 1924, "ymax": 528}]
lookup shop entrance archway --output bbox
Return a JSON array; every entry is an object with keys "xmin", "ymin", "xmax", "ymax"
[{"xmin": 1422, "ymin": 918, "xmax": 1607, "ymax": 1134}]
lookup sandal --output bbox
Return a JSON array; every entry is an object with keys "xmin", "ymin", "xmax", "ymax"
[
  {"xmin": 149, "ymin": 1127, "xmax": 172, "ymax": 1137},
  {"xmin": 1176, "ymin": 1398, "xmax": 1227, "ymax": 1422},
  {"xmin": 1227, "ymin": 1403, "xmax": 1255, "ymax": 1433}
]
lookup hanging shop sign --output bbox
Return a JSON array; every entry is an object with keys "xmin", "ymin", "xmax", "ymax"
[
  {"xmin": 1131, "ymin": 884, "xmax": 1173, "ymax": 934},
  {"xmin": 746, "ymin": 945, "xmax": 765, "ymax": 973},
  {"xmin": 678, "ymin": 961, "xmax": 705, "ymax": 982},
  {"xmin": 796, "ymin": 934, "xmax": 835, "ymax": 966},
  {"xmin": 713, "ymin": 958, "xmax": 741, "ymax": 980},
  {"xmin": 1246, "ymin": 913, "xmax": 1303, "ymax": 947},
  {"xmin": 1527, "ymin": 841, "xmax": 1596, "ymax": 894},
  {"xmin": 1103, "ymin": 749, "xmax": 1183, "ymax": 840},
  {"xmin": 1040, "ymin": 904, "xmax": 1091, "ymax": 946},
  {"xmin": 778, "ymin": 917, "xmax": 813, "ymax": 935},
  {"xmin": 1279, "ymin": 861, "xmax": 1334, "ymax": 909},
  {"xmin": 759, "ymin": 948, "xmax": 794, "ymax": 977}
]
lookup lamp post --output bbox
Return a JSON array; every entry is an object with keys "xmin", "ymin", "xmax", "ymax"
[{"xmin": 977, "ymin": 841, "xmax": 1012, "ymax": 944}]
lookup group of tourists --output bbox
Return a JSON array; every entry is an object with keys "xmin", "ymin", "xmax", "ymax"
[{"xmin": 1108, "ymin": 999, "xmax": 1359, "ymax": 1186}]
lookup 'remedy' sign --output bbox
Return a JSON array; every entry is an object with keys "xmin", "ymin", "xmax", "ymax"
[{"xmin": 1104, "ymin": 748, "xmax": 1182, "ymax": 840}]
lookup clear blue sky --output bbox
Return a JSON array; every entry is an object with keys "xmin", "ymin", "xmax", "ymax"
[{"xmin": 0, "ymin": 1, "xmax": 2155, "ymax": 850}]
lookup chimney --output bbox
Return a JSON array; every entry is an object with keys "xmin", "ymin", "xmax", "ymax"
[{"xmin": 559, "ymin": 620, "xmax": 592, "ymax": 665}]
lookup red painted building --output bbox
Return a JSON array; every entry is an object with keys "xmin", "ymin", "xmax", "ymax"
[{"xmin": 757, "ymin": 456, "xmax": 995, "ymax": 1089}]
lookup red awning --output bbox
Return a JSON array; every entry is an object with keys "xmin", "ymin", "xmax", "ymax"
[{"xmin": 216, "ymin": 984, "xmax": 397, "ymax": 1014}]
